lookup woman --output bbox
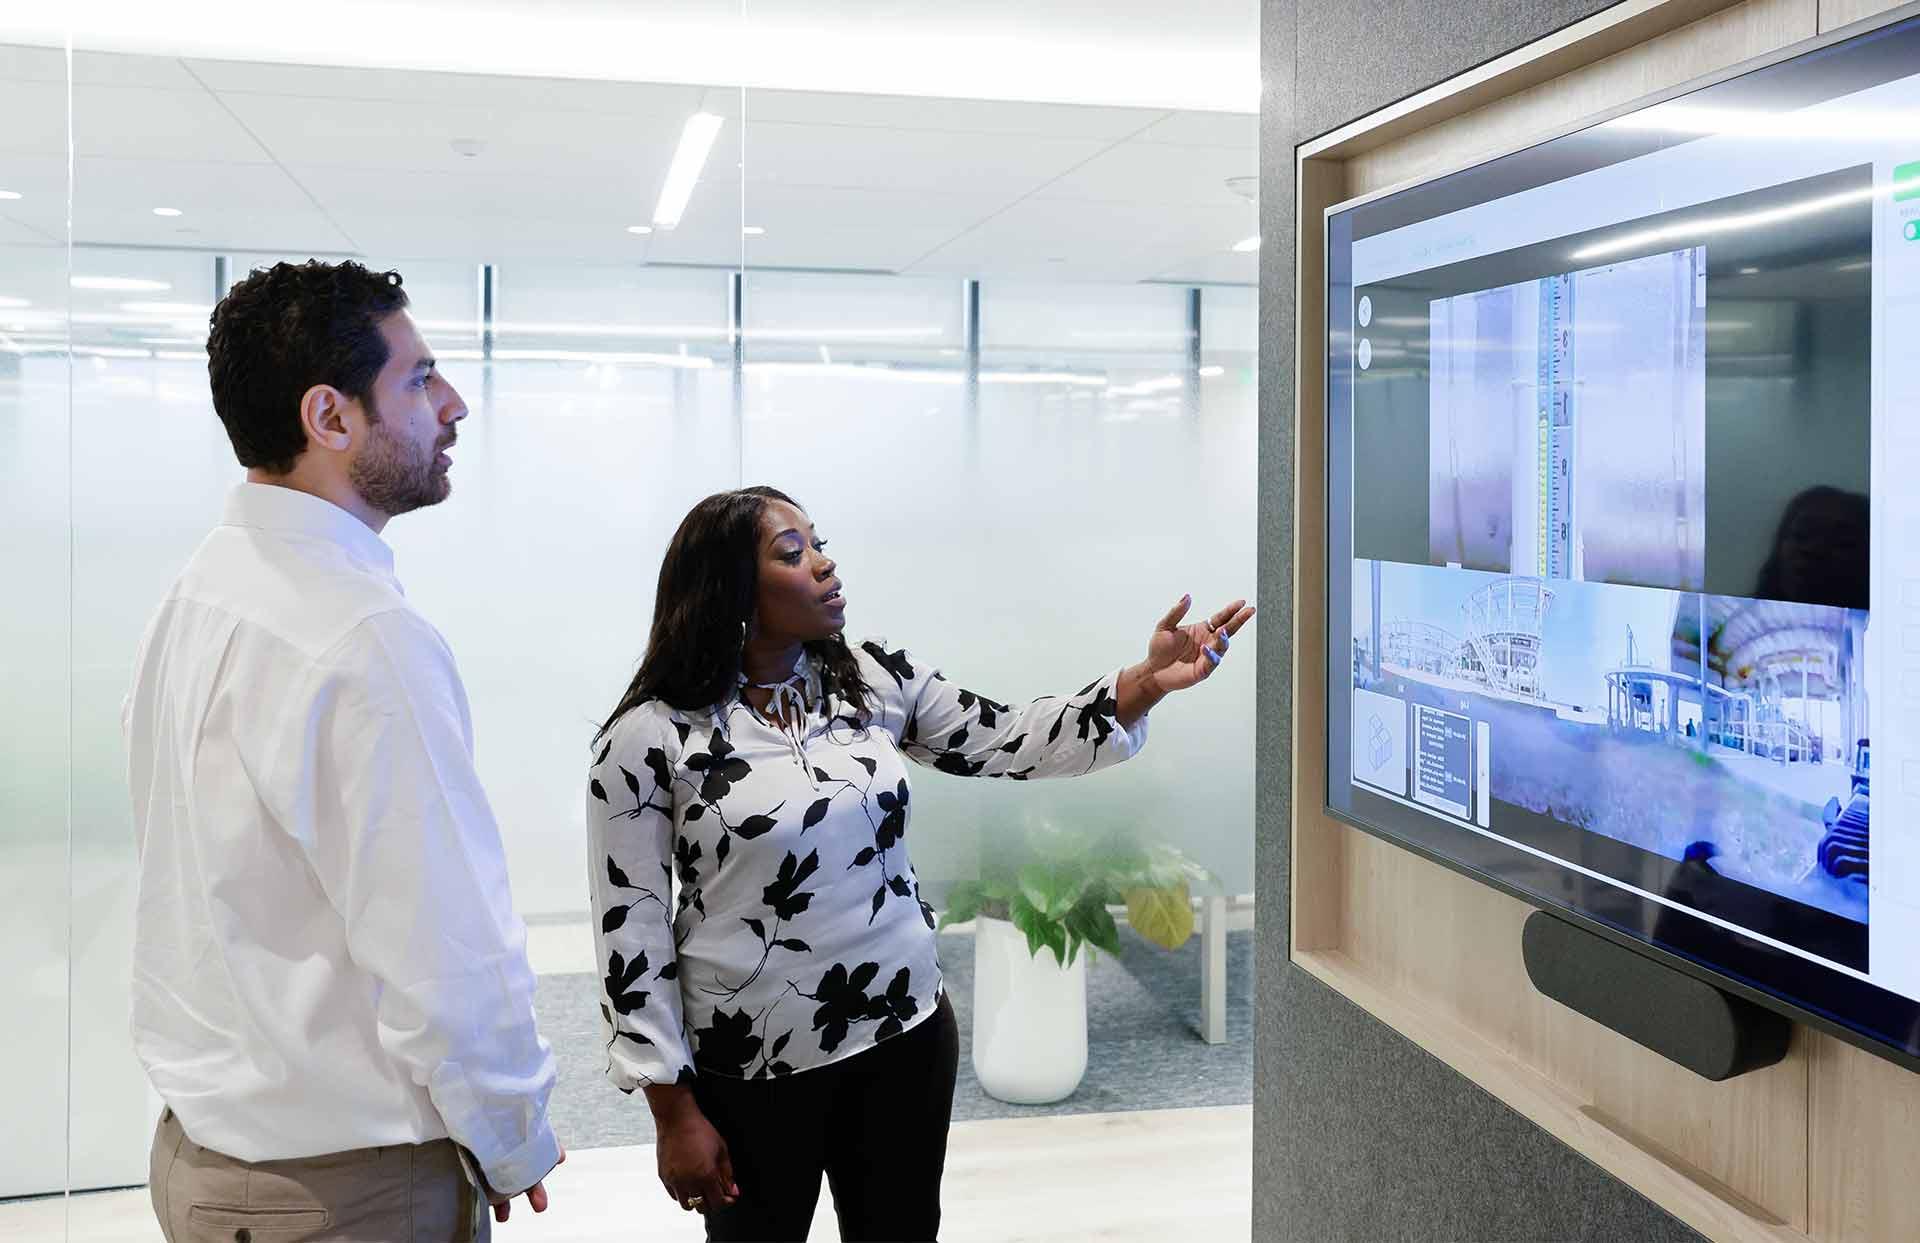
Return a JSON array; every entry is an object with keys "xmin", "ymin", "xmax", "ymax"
[{"xmin": 586, "ymin": 486, "xmax": 1253, "ymax": 1242}]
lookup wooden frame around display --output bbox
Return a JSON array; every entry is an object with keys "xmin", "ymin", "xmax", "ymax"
[{"xmin": 1288, "ymin": 1, "xmax": 1920, "ymax": 1238}]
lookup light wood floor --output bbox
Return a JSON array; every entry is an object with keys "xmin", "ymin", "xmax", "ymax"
[{"xmin": 0, "ymin": 1106, "xmax": 1252, "ymax": 1243}]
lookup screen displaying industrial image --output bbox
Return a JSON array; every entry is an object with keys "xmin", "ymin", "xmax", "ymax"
[
  {"xmin": 1324, "ymin": 11, "xmax": 1920, "ymax": 1065},
  {"xmin": 1427, "ymin": 247, "xmax": 1707, "ymax": 589},
  {"xmin": 1350, "ymin": 559, "xmax": 1871, "ymax": 964}
]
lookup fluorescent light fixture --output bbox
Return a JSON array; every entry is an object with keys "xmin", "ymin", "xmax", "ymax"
[
  {"xmin": 73, "ymin": 276, "xmax": 171, "ymax": 292},
  {"xmin": 138, "ymin": 336, "xmax": 203, "ymax": 345},
  {"xmin": 153, "ymin": 349, "xmax": 207, "ymax": 361},
  {"xmin": 0, "ymin": 190, "xmax": 20, "ymax": 201},
  {"xmin": 1737, "ymin": 266, "xmax": 1761, "ymax": 276},
  {"xmin": 743, "ymin": 225, "xmax": 765, "ymax": 236},
  {"xmin": 0, "ymin": 295, "xmax": 30, "ymax": 309},
  {"xmin": 626, "ymin": 224, "xmax": 653, "ymax": 235},
  {"xmin": 979, "ymin": 370, "xmax": 1108, "ymax": 387},
  {"xmin": 1570, "ymin": 184, "xmax": 1878, "ymax": 261},
  {"xmin": 76, "ymin": 346, "xmax": 155, "ymax": 359},
  {"xmin": 818, "ymin": 345, "xmax": 832, "ymax": 364},
  {"xmin": 152, "ymin": 206, "xmax": 182, "ymax": 217},
  {"xmin": 492, "ymin": 348, "xmax": 714, "ymax": 368},
  {"xmin": 652, "ymin": 113, "xmax": 724, "ymax": 230},
  {"xmin": 1198, "ymin": 365, "xmax": 1224, "ymax": 377},
  {"xmin": 1107, "ymin": 373, "xmax": 1185, "ymax": 397},
  {"xmin": 1836, "ymin": 259, "xmax": 1871, "ymax": 272},
  {"xmin": 122, "ymin": 301, "xmax": 213, "ymax": 315},
  {"xmin": 1231, "ymin": 235, "xmax": 1260, "ymax": 252}
]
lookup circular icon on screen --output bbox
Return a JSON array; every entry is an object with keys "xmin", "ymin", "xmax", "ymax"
[
  {"xmin": 1357, "ymin": 338, "xmax": 1373, "ymax": 370},
  {"xmin": 1907, "ymin": 220, "xmax": 1920, "ymax": 242},
  {"xmin": 1357, "ymin": 295, "xmax": 1372, "ymax": 327}
]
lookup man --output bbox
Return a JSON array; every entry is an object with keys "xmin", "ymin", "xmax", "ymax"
[{"xmin": 124, "ymin": 260, "xmax": 561, "ymax": 1241}]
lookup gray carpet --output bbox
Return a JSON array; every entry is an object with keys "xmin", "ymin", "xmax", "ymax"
[{"xmin": 540, "ymin": 928, "xmax": 1254, "ymax": 1149}]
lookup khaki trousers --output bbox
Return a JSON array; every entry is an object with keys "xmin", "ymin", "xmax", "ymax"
[{"xmin": 149, "ymin": 1108, "xmax": 489, "ymax": 1243}]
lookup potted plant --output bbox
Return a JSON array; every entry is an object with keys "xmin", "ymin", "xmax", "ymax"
[{"xmin": 939, "ymin": 827, "xmax": 1214, "ymax": 1104}]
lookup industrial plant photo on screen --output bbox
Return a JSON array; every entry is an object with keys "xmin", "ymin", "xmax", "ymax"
[
  {"xmin": 1427, "ymin": 247, "xmax": 1708, "ymax": 591},
  {"xmin": 1351, "ymin": 558, "xmax": 1870, "ymax": 932}
]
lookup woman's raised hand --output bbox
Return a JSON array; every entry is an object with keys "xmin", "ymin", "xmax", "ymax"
[{"xmin": 1142, "ymin": 594, "xmax": 1256, "ymax": 696}]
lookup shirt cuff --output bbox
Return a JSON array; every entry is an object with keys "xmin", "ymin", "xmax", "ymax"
[{"xmin": 475, "ymin": 1119, "xmax": 563, "ymax": 1200}]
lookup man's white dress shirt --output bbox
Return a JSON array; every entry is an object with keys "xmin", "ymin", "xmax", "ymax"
[{"xmin": 124, "ymin": 482, "xmax": 559, "ymax": 1195}]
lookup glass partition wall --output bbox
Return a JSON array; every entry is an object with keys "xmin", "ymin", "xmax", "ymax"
[{"xmin": 4, "ymin": 21, "xmax": 1257, "ymax": 1230}]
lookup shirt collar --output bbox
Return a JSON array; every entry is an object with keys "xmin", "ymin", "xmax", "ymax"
[{"xmin": 223, "ymin": 482, "xmax": 398, "ymax": 579}]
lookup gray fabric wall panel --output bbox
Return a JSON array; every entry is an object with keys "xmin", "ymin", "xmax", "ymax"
[
  {"xmin": 1293, "ymin": 0, "xmax": 1623, "ymax": 141},
  {"xmin": 1255, "ymin": 1, "xmax": 1705, "ymax": 1238}
]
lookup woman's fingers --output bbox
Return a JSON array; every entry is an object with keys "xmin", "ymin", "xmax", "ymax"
[
  {"xmin": 1157, "ymin": 594, "xmax": 1193, "ymax": 632},
  {"xmin": 1206, "ymin": 598, "xmax": 1247, "ymax": 630}
]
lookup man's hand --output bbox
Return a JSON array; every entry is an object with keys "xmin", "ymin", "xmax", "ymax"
[{"xmin": 490, "ymin": 1143, "xmax": 566, "ymax": 1223}]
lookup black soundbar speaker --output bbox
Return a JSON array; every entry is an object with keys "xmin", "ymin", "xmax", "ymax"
[{"xmin": 1521, "ymin": 911, "xmax": 1792, "ymax": 1081}]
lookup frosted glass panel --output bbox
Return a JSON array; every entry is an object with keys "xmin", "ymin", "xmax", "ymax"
[
  {"xmin": 0, "ymin": 206, "xmax": 73, "ymax": 1199},
  {"xmin": 386, "ymin": 267, "xmax": 738, "ymax": 918},
  {"xmin": 742, "ymin": 276, "xmax": 1256, "ymax": 896}
]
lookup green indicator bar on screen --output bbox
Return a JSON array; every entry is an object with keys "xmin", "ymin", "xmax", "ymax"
[{"xmin": 1896, "ymin": 160, "xmax": 1920, "ymax": 202}]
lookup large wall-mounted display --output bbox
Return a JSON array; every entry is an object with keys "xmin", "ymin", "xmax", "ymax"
[{"xmin": 1325, "ymin": 12, "xmax": 1920, "ymax": 1070}]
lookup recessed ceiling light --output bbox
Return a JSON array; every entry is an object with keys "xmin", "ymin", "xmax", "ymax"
[
  {"xmin": 1738, "ymin": 266, "xmax": 1760, "ymax": 275},
  {"xmin": 626, "ymin": 224, "xmax": 653, "ymax": 235},
  {"xmin": 0, "ymin": 190, "xmax": 21, "ymax": 201},
  {"xmin": 742, "ymin": 226, "xmax": 765, "ymax": 236},
  {"xmin": 1232, "ymin": 235, "xmax": 1261, "ymax": 252},
  {"xmin": 72, "ymin": 276, "xmax": 171, "ymax": 292},
  {"xmin": 152, "ymin": 207, "xmax": 182, "ymax": 217},
  {"xmin": 653, "ymin": 112, "xmax": 724, "ymax": 230}
]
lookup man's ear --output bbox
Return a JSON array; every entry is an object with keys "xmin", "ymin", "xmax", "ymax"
[{"xmin": 299, "ymin": 385, "xmax": 354, "ymax": 453}]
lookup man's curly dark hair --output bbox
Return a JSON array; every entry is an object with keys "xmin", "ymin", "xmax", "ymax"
[{"xmin": 206, "ymin": 260, "xmax": 410, "ymax": 474}]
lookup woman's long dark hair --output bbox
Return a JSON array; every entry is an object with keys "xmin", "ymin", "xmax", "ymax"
[{"xmin": 596, "ymin": 486, "xmax": 873, "ymax": 742}]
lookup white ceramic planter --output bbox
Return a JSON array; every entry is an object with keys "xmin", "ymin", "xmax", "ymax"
[{"xmin": 971, "ymin": 914, "xmax": 1088, "ymax": 1104}]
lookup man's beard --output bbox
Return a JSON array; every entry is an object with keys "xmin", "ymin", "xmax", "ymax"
[{"xmin": 350, "ymin": 399, "xmax": 450, "ymax": 517}]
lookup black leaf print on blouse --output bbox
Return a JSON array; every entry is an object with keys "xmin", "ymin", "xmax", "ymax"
[
  {"xmin": 644, "ymin": 747, "xmax": 674, "ymax": 793},
  {"xmin": 875, "ymin": 780, "xmax": 909, "ymax": 849},
  {"xmin": 933, "ymin": 752, "xmax": 986, "ymax": 777},
  {"xmin": 869, "ymin": 885, "xmax": 886, "ymax": 923},
  {"xmin": 946, "ymin": 727, "xmax": 969, "ymax": 749},
  {"xmin": 1076, "ymin": 685, "xmax": 1120, "ymax": 747},
  {"xmin": 999, "ymin": 734, "xmax": 1027, "ymax": 753},
  {"xmin": 596, "ymin": 739, "xmax": 613, "ymax": 767},
  {"xmin": 674, "ymin": 837, "xmax": 703, "ymax": 887},
  {"xmin": 887, "ymin": 874, "xmax": 912, "ymax": 899},
  {"xmin": 605, "ymin": 949, "xmax": 650, "ymax": 1015},
  {"xmin": 873, "ymin": 967, "xmax": 920, "ymax": 1042},
  {"xmin": 800, "ymin": 962, "xmax": 919, "ymax": 1053},
  {"xmin": 855, "ymin": 754, "xmax": 878, "ymax": 777},
  {"xmin": 802, "ymin": 797, "xmax": 832, "ymax": 830},
  {"xmin": 694, "ymin": 1008, "xmax": 762, "ymax": 1077},
  {"xmin": 685, "ymin": 803, "xmax": 706, "ymax": 821},
  {"xmin": 702, "ymin": 851, "xmax": 820, "ymax": 1003},
  {"xmin": 812, "ymin": 766, "xmax": 832, "ymax": 784},
  {"xmin": 735, "ymin": 805, "xmax": 784, "ymax": 839},
  {"xmin": 603, "ymin": 857, "xmax": 666, "ymax": 931},
  {"xmin": 715, "ymin": 834, "xmax": 730, "ymax": 867},
  {"xmin": 686, "ymin": 730, "xmax": 752, "ymax": 802},
  {"xmin": 860, "ymin": 641, "xmax": 917, "ymax": 688},
  {"xmin": 763, "ymin": 850, "xmax": 820, "ymax": 921},
  {"xmin": 672, "ymin": 720, "xmax": 693, "ymax": 747},
  {"xmin": 658, "ymin": 961, "xmax": 678, "ymax": 980},
  {"xmin": 589, "ymin": 777, "xmax": 608, "ymax": 803},
  {"xmin": 955, "ymin": 688, "xmax": 1011, "ymax": 729},
  {"xmin": 919, "ymin": 897, "xmax": 938, "ymax": 929}
]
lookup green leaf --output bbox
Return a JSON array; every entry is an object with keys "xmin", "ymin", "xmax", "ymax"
[
  {"xmin": 1125, "ymin": 881, "xmax": 1194, "ymax": 950},
  {"xmin": 1017, "ymin": 864, "xmax": 1057, "ymax": 918},
  {"xmin": 1041, "ymin": 918, "xmax": 1068, "ymax": 967},
  {"xmin": 1066, "ymin": 898, "xmax": 1123, "ymax": 957},
  {"xmin": 939, "ymin": 879, "xmax": 985, "ymax": 929},
  {"xmin": 1010, "ymin": 892, "xmax": 1049, "ymax": 959}
]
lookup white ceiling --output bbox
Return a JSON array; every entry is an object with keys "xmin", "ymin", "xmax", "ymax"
[
  {"xmin": 5, "ymin": 0, "xmax": 1261, "ymax": 112},
  {"xmin": 0, "ymin": 43, "xmax": 1260, "ymax": 284}
]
